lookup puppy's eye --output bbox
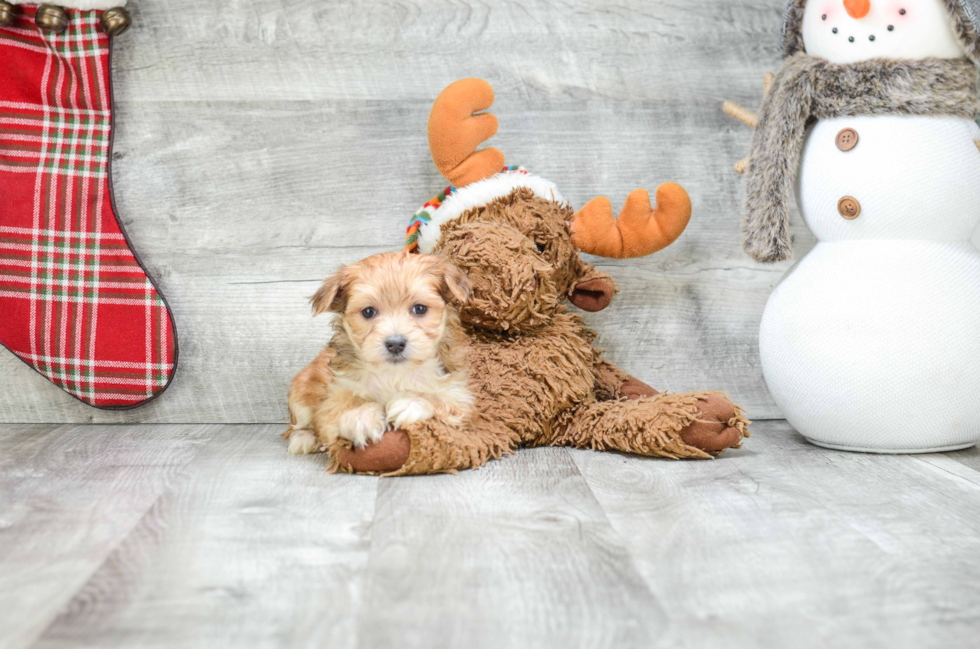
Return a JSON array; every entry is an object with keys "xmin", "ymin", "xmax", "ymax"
[
  {"xmin": 411, "ymin": 304, "xmax": 428, "ymax": 316},
  {"xmin": 361, "ymin": 307, "xmax": 377, "ymax": 319},
  {"xmin": 535, "ymin": 242, "xmax": 546, "ymax": 253}
]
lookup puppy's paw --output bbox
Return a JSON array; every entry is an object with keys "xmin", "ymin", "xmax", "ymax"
[
  {"xmin": 386, "ymin": 397, "xmax": 434, "ymax": 430},
  {"xmin": 339, "ymin": 404, "xmax": 387, "ymax": 448},
  {"xmin": 287, "ymin": 429, "xmax": 320, "ymax": 455}
]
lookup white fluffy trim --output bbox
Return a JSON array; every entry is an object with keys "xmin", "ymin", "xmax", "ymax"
[
  {"xmin": 416, "ymin": 171, "xmax": 564, "ymax": 253},
  {"xmin": 10, "ymin": 0, "xmax": 126, "ymax": 9}
]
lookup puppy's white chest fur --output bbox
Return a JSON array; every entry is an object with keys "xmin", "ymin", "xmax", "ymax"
[
  {"xmin": 341, "ymin": 359, "xmax": 440, "ymax": 403},
  {"xmin": 319, "ymin": 359, "xmax": 472, "ymax": 445},
  {"xmin": 336, "ymin": 358, "xmax": 471, "ymax": 410}
]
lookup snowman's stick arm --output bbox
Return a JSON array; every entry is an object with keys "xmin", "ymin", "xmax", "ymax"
[
  {"xmin": 723, "ymin": 101, "xmax": 757, "ymax": 128},
  {"xmin": 724, "ymin": 73, "xmax": 775, "ymax": 174},
  {"xmin": 763, "ymin": 72, "xmax": 774, "ymax": 96},
  {"xmin": 723, "ymin": 73, "xmax": 774, "ymax": 128}
]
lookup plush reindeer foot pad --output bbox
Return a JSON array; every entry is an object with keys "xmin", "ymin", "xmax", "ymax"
[
  {"xmin": 679, "ymin": 394, "xmax": 748, "ymax": 453},
  {"xmin": 621, "ymin": 377, "xmax": 659, "ymax": 400},
  {"xmin": 333, "ymin": 430, "xmax": 411, "ymax": 474}
]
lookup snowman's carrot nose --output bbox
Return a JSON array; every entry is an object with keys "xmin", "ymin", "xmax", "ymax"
[{"xmin": 844, "ymin": 0, "xmax": 871, "ymax": 19}]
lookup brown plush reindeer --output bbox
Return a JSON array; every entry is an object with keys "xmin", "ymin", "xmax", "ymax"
[{"xmin": 329, "ymin": 79, "xmax": 749, "ymax": 475}]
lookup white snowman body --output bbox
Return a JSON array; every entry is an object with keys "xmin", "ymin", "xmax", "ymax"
[{"xmin": 759, "ymin": 0, "xmax": 980, "ymax": 451}]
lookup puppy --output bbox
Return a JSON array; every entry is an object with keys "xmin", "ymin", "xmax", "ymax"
[{"xmin": 284, "ymin": 251, "xmax": 472, "ymax": 456}]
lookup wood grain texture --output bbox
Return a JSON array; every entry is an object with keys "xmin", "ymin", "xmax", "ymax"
[
  {"xmin": 0, "ymin": 0, "xmax": 800, "ymax": 423},
  {"xmin": 30, "ymin": 425, "xmax": 378, "ymax": 649},
  {"xmin": 3, "ymin": 423, "xmax": 980, "ymax": 647},
  {"xmin": 358, "ymin": 447, "xmax": 663, "ymax": 648},
  {"xmin": 944, "ymin": 442, "xmax": 980, "ymax": 474},
  {"xmin": 0, "ymin": 424, "xmax": 215, "ymax": 649},
  {"xmin": 571, "ymin": 421, "xmax": 980, "ymax": 649}
]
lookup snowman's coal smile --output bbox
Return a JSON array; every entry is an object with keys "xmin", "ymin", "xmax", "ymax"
[
  {"xmin": 823, "ymin": 15, "xmax": 893, "ymax": 43},
  {"xmin": 821, "ymin": 7, "xmax": 904, "ymax": 44}
]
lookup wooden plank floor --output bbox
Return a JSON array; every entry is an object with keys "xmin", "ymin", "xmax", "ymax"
[{"xmin": 2, "ymin": 422, "xmax": 980, "ymax": 649}]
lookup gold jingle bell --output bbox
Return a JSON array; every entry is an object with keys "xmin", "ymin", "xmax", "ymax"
[
  {"xmin": 100, "ymin": 6, "xmax": 130, "ymax": 37},
  {"xmin": 0, "ymin": 1, "xmax": 16, "ymax": 28},
  {"xmin": 35, "ymin": 4, "xmax": 69, "ymax": 34}
]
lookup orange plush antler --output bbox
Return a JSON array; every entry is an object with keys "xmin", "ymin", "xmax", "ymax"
[
  {"xmin": 571, "ymin": 184, "xmax": 691, "ymax": 259},
  {"xmin": 428, "ymin": 79, "xmax": 506, "ymax": 188}
]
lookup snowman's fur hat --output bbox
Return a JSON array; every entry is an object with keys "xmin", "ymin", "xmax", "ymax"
[{"xmin": 781, "ymin": 0, "xmax": 980, "ymax": 63}]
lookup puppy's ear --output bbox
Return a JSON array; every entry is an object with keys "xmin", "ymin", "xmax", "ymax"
[
  {"xmin": 438, "ymin": 258, "xmax": 471, "ymax": 304},
  {"xmin": 310, "ymin": 267, "xmax": 350, "ymax": 316}
]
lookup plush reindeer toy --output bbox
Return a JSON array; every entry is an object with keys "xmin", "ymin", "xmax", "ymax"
[{"xmin": 332, "ymin": 79, "xmax": 749, "ymax": 475}]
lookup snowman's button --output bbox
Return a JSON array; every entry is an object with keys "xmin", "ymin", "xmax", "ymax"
[
  {"xmin": 836, "ymin": 128, "xmax": 859, "ymax": 151},
  {"xmin": 838, "ymin": 196, "xmax": 861, "ymax": 220}
]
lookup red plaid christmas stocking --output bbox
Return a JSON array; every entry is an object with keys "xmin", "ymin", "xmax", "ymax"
[{"xmin": 0, "ymin": 2, "xmax": 177, "ymax": 409}]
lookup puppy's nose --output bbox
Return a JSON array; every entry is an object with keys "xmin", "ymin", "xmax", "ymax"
[{"xmin": 385, "ymin": 335, "xmax": 407, "ymax": 356}]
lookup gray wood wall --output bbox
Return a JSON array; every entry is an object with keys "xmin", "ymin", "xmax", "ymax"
[{"xmin": 0, "ymin": 0, "xmax": 885, "ymax": 423}]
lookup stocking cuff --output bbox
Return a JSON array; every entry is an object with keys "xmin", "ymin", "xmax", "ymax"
[{"xmin": 9, "ymin": 0, "xmax": 127, "ymax": 9}]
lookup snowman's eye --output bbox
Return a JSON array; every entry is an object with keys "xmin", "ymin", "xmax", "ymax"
[
  {"xmin": 822, "ymin": 13, "xmax": 827, "ymax": 20},
  {"xmin": 833, "ymin": 27, "xmax": 838, "ymax": 33},
  {"xmin": 899, "ymin": 8, "xmax": 906, "ymax": 14},
  {"xmin": 888, "ymin": 25, "xmax": 894, "ymax": 31}
]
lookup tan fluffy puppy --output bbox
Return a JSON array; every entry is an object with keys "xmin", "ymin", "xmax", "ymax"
[{"xmin": 284, "ymin": 252, "xmax": 472, "ymax": 456}]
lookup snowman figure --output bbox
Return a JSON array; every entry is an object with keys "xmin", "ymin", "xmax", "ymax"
[{"xmin": 728, "ymin": 0, "xmax": 980, "ymax": 452}]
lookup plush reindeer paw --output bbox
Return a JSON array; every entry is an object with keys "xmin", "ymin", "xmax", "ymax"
[
  {"xmin": 333, "ymin": 430, "xmax": 411, "ymax": 475},
  {"xmin": 620, "ymin": 376, "xmax": 659, "ymax": 400},
  {"xmin": 620, "ymin": 380, "xmax": 747, "ymax": 453},
  {"xmin": 678, "ymin": 394, "xmax": 748, "ymax": 453}
]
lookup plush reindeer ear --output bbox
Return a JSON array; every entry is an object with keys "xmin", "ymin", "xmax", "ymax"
[
  {"xmin": 438, "ymin": 258, "xmax": 471, "ymax": 305},
  {"xmin": 569, "ymin": 264, "xmax": 617, "ymax": 312},
  {"xmin": 310, "ymin": 267, "xmax": 351, "ymax": 316}
]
